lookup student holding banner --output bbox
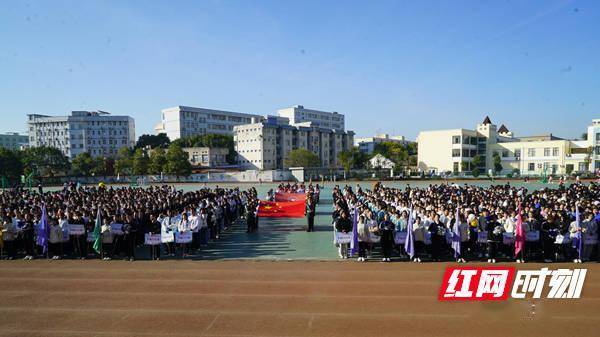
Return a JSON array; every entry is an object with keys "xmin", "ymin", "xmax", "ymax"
[
  {"xmin": 49, "ymin": 218, "xmax": 62, "ymax": 259},
  {"xmin": 177, "ymin": 212, "xmax": 191, "ymax": 258},
  {"xmin": 377, "ymin": 214, "xmax": 395, "ymax": 262},
  {"xmin": 146, "ymin": 214, "xmax": 162, "ymax": 260},
  {"xmin": 1, "ymin": 211, "xmax": 16, "ymax": 260},
  {"xmin": 122, "ymin": 213, "xmax": 136, "ymax": 261},
  {"xmin": 334, "ymin": 211, "xmax": 352, "ymax": 259},
  {"xmin": 101, "ymin": 218, "xmax": 113, "ymax": 260}
]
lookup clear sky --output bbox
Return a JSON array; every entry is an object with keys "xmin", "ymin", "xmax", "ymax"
[{"xmin": 1, "ymin": 0, "xmax": 598, "ymax": 140}]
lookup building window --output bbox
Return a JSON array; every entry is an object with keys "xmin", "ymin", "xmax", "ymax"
[
  {"xmin": 579, "ymin": 162, "xmax": 588, "ymax": 171},
  {"xmin": 528, "ymin": 148, "xmax": 536, "ymax": 157},
  {"xmin": 452, "ymin": 136, "xmax": 461, "ymax": 144},
  {"xmin": 544, "ymin": 148, "xmax": 551, "ymax": 157},
  {"xmin": 502, "ymin": 150, "xmax": 509, "ymax": 157},
  {"xmin": 552, "ymin": 147, "xmax": 559, "ymax": 156},
  {"xmin": 528, "ymin": 163, "xmax": 535, "ymax": 171},
  {"xmin": 514, "ymin": 149, "xmax": 521, "ymax": 158}
]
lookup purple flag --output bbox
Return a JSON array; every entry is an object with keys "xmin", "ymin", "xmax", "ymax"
[
  {"xmin": 350, "ymin": 207, "xmax": 359, "ymax": 256},
  {"xmin": 451, "ymin": 206, "xmax": 461, "ymax": 259},
  {"xmin": 36, "ymin": 205, "xmax": 49, "ymax": 254},
  {"xmin": 573, "ymin": 206, "xmax": 583, "ymax": 260},
  {"xmin": 404, "ymin": 207, "xmax": 415, "ymax": 259}
]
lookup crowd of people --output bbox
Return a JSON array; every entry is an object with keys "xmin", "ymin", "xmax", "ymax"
[
  {"xmin": 333, "ymin": 181, "xmax": 600, "ymax": 263},
  {"xmin": 0, "ymin": 183, "xmax": 258, "ymax": 260}
]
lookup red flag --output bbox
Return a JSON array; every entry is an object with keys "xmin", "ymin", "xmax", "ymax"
[
  {"xmin": 514, "ymin": 205, "xmax": 525, "ymax": 256},
  {"xmin": 274, "ymin": 192, "xmax": 306, "ymax": 202},
  {"xmin": 257, "ymin": 200, "xmax": 306, "ymax": 218}
]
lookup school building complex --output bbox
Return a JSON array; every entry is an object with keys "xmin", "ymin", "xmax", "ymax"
[{"xmin": 417, "ymin": 117, "xmax": 600, "ymax": 176}]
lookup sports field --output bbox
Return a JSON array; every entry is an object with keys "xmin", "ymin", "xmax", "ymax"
[{"xmin": 0, "ymin": 260, "xmax": 599, "ymax": 337}]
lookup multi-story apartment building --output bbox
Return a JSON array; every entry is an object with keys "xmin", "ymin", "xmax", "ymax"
[
  {"xmin": 417, "ymin": 117, "xmax": 599, "ymax": 175},
  {"xmin": 156, "ymin": 106, "xmax": 263, "ymax": 140},
  {"xmin": 0, "ymin": 132, "xmax": 28, "ymax": 150},
  {"xmin": 277, "ymin": 105, "xmax": 345, "ymax": 131},
  {"xmin": 234, "ymin": 116, "xmax": 354, "ymax": 170},
  {"xmin": 354, "ymin": 134, "xmax": 413, "ymax": 154},
  {"xmin": 28, "ymin": 111, "xmax": 135, "ymax": 159}
]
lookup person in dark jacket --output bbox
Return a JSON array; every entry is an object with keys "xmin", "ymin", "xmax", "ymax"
[
  {"xmin": 428, "ymin": 214, "xmax": 445, "ymax": 262},
  {"xmin": 335, "ymin": 211, "xmax": 352, "ymax": 259},
  {"xmin": 378, "ymin": 214, "xmax": 395, "ymax": 262},
  {"xmin": 306, "ymin": 194, "xmax": 316, "ymax": 232}
]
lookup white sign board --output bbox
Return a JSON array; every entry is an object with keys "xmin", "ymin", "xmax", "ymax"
[
  {"xmin": 175, "ymin": 231, "xmax": 193, "ymax": 244},
  {"xmin": 525, "ymin": 231, "xmax": 540, "ymax": 242},
  {"xmin": 110, "ymin": 223, "xmax": 124, "ymax": 235},
  {"xmin": 145, "ymin": 233, "xmax": 162, "ymax": 245},
  {"xmin": 69, "ymin": 224, "xmax": 85, "ymax": 236}
]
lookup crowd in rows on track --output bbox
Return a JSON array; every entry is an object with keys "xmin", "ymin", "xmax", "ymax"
[
  {"xmin": 332, "ymin": 181, "xmax": 600, "ymax": 263},
  {"xmin": 0, "ymin": 183, "xmax": 259, "ymax": 260}
]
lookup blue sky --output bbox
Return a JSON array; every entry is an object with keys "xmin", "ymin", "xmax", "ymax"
[{"xmin": 1, "ymin": 0, "xmax": 598, "ymax": 140}]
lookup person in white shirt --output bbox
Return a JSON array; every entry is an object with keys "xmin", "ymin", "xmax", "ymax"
[
  {"xmin": 49, "ymin": 218, "xmax": 63, "ymax": 260},
  {"xmin": 188, "ymin": 208, "xmax": 200, "ymax": 251},
  {"xmin": 101, "ymin": 218, "xmax": 113, "ymax": 260},
  {"xmin": 177, "ymin": 212, "xmax": 190, "ymax": 258}
]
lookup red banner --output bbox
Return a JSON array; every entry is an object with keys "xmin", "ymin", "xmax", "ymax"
[
  {"xmin": 257, "ymin": 200, "xmax": 306, "ymax": 218},
  {"xmin": 274, "ymin": 192, "xmax": 306, "ymax": 202}
]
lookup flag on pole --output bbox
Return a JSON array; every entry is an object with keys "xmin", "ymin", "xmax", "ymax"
[
  {"xmin": 451, "ymin": 205, "xmax": 461, "ymax": 259},
  {"xmin": 36, "ymin": 205, "xmax": 49, "ymax": 254},
  {"xmin": 257, "ymin": 200, "xmax": 306, "ymax": 218},
  {"xmin": 572, "ymin": 205, "xmax": 583, "ymax": 260},
  {"xmin": 350, "ymin": 207, "xmax": 359, "ymax": 256},
  {"xmin": 514, "ymin": 205, "xmax": 525, "ymax": 256},
  {"xmin": 404, "ymin": 206, "xmax": 415, "ymax": 259},
  {"xmin": 92, "ymin": 208, "xmax": 102, "ymax": 254}
]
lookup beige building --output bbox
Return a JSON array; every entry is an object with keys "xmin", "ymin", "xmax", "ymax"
[
  {"xmin": 417, "ymin": 117, "xmax": 598, "ymax": 176},
  {"xmin": 234, "ymin": 116, "xmax": 354, "ymax": 170},
  {"xmin": 182, "ymin": 147, "xmax": 229, "ymax": 168}
]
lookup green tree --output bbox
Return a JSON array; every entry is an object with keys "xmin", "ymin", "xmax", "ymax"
[
  {"xmin": 471, "ymin": 155, "xmax": 485, "ymax": 177},
  {"xmin": 91, "ymin": 156, "xmax": 108, "ymax": 176},
  {"xmin": 71, "ymin": 152, "xmax": 95, "ymax": 176},
  {"xmin": 284, "ymin": 149, "xmax": 321, "ymax": 168},
  {"xmin": 148, "ymin": 148, "xmax": 167, "ymax": 174},
  {"xmin": 165, "ymin": 144, "xmax": 192, "ymax": 176},
  {"xmin": 338, "ymin": 147, "xmax": 369, "ymax": 174},
  {"xmin": 171, "ymin": 134, "xmax": 236, "ymax": 164},
  {"xmin": 20, "ymin": 146, "xmax": 70, "ymax": 177},
  {"xmin": 135, "ymin": 133, "xmax": 170, "ymax": 149},
  {"xmin": 132, "ymin": 148, "xmax": 149, "ymax": 175},
  {"xmin": 114, "ymin": 147, "xmax": 133, "ymax": 175},
  {"xmin": 0, "ymin": 148, "xmax": 23, "ymax": 180},
  {"xmin": 493, "ymin": 152, "xmax": 503, "ymax": 174},
  {"xmin": 373, "ymin": 142, "xmax": 409, "ymax": 170}
]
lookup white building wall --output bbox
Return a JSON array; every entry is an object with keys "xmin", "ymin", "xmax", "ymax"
[
  {"xmin": 159, "ymin": 106, "xmax": 263, "ymax": 140},
  {"xmin": 278, "ymin": 105, "xmax": 345, "ymax": 131},
  {"xmin": 28, "ymin": 111, "xmax": 135, "ymax": 159}
]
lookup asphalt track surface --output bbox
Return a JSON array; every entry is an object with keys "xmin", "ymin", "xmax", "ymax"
[{"xmin": 1, "ymin": 260, "xmax": 599, "ymax": 337}]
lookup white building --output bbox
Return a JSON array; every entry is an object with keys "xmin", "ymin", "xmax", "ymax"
[
  {"xmin": 277, "ymin": 105, "xmax": 345, "ymax": 131},
  {"xmin": 156, "ymin": 106, "xmax": 263, "ymax": 140},
  {"xmin": 234, "ymin": 116, "xmax": 354, "ymax": 170},
  {"xmin": 0, "ymin": 132, "xmax": 28, "ymax": 150},
  {"xmin": 417, "ymin": 116, "xmax": 600, "ymax": 176},
  {"xmin": 354, "ymin": 133, "xmax": 413, "ymax": 154},
  {"xmin": 368, "ymin": 154, "xmax": 395, "ymax": 169},
  {"xmin": 28, "ymin": 111, "xmax": 135, "ymax": 159}
]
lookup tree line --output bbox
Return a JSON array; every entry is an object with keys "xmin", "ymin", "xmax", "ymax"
[{"xmin": 0, "ymin": 133, "xmax": 237, "ymax": 182}]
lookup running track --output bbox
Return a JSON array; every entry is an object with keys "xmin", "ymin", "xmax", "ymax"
[{"xmin": 0, "ymin": 260, "xmax": 599, "ymax": 337}]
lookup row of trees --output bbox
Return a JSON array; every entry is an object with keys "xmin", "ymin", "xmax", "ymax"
[{"xmin": 283, "ymin": 141, "xmax": 418, "ymax": 174}]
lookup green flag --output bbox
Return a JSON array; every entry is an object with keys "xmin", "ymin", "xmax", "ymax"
[{"xmin": 92, "ymin": 209, "xmax": 102, "ymax": 254}]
